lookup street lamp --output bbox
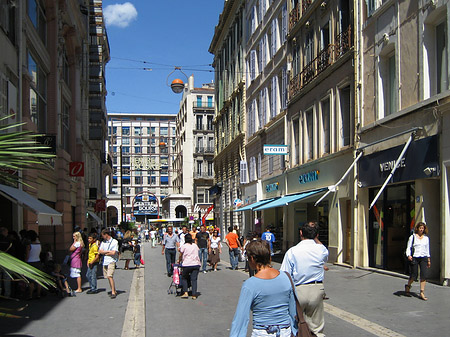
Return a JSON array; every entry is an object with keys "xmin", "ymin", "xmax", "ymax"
[{"xmin": 167, "ymin": 67, "xmax": 188, "ymax": 94}]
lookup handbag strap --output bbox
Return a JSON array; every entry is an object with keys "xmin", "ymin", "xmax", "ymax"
[
  {"xmin": 284, "ymin": 271, "xmax": 308, "ymax": 325},
  {"xmin": 410, "ymin": 234, "xmax": 415, "ymax": 256}
]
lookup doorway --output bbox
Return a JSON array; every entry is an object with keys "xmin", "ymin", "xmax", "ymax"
[{"xmin": 369, "ymin": 183, "xmax": 414, "ymax": 272}]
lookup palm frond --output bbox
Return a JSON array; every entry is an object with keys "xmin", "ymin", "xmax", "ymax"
[{"xmin": 0, "ymin": 252, "xmax": 55, "ymax": 289}]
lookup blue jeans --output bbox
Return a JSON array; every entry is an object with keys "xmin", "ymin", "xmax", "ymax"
[
  {"xmin": 86, "ymin": 264, "xmax": 98, "ymax": 291},
  {"xmin": 134, "ymin": 253, "xmax": 141, "ymax": 266},
  {"xmin": 229, "ymin": 248, "xmax": 239, "ymax": 270},
  {"xmin": 165, "ymin": 248, "xmax": 176, "ymax": 275},
  {"xmin": 198, "ymin": 248, "xmax": 208, "ymax": 272}
]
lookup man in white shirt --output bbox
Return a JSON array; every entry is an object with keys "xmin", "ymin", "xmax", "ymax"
[
  {"xmin": 178, "ymin": 225, "xmax": 188, "ymax": 247},
  {"xmin": 98, "ymin": 229, "xmax": 119, "ymax": 299},
  {"xmin": 280, "ymin": 222, "xmax": 328, "ymax": 337}
]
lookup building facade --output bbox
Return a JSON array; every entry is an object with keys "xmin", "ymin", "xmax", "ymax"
[
  {"xmin": 172, "ymin": 75, "xmax": 215, "ymax": 222},
  {"xmin": 0, "ymin": 0, "xmax": 110, "ymax": 254},
  {"xmin": 209, "ymin": 0, "xmax": 246, "ymax": 236},
  {"xmin": 106, "ymin": 113, "xmax": 177, "ymax": 226},
  {"xmin": 356, "ymin": 0, "xmax": 450, "ymax": 283}
]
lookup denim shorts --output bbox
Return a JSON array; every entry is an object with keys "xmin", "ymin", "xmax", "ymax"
[{"xmin": 251, "ymin": 327, "xmax": 291, "ymax": 337}]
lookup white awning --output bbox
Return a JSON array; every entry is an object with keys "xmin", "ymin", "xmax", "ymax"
[
  {"xmin": 87, "ymin": 210, "xmax": 103, "ymax": 225},
  {"xmin": 0, "ymin": 184, "xmax": 62, "ymax": 226}
]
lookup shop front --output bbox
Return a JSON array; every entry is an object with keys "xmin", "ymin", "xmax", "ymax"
[
  {"xmin": 359, "ymin": 135, "xmax": 440, "ymax": 277},
  {"xmin": 260, "ymin": 151, "xmax": 355, "ymax": 260}
]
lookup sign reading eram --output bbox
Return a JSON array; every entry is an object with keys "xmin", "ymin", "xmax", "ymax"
[{"xmin": 263, "ymin": 145, "xmax": 289, "ymax": 155}]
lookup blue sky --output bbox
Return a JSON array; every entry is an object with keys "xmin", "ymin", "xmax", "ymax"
[{"xmin": 103, "ymin": 1, "xmax": 224, "ymax": 115}]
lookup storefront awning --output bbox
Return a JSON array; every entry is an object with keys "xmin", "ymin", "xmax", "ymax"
[
  {"xmin": 87, "ymin": 210, "xmax": 102, "ymax": 225},
  {"xmin": 0, "ymin": 184, "xmax": 62, "ymax": 226},
  {"xmin": 234, "ymin": 198, "xmax": 275, "ymax": 212},
  {"xmin": 254, "ymin": 189, "xmax": 327, "ymax": 211}
]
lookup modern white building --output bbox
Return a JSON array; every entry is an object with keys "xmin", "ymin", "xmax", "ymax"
[
  {"xmin": 106, "ymin": 113, "xmax": 177, "ymax": 226},
  {"xmin": 171, "ymin": 76, "xmax": 215, "ymax": 222}
]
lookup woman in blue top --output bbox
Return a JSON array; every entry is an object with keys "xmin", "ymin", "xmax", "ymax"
[{"xmin": 230, "ymin": 240, "xmax": 297, "ymax": 337}]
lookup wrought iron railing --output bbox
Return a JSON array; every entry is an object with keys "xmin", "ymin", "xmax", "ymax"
[
  {"xmin": 289, "ymin": 0, "xmax": 314, "ymax": 31},
  {"xmin": 289, "ymin": 26, "xmax": 352, "ymax": 99}
]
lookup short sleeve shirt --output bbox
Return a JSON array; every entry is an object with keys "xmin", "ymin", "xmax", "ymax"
[
  {"xmin": 196, "ymin": 231, "xmax": 210, "ymax": 249},
  {"xmin": 226, "ymin": 232, "xmax": 240, "ymax": 249},
  {"xmin": 163, "ymin": 233, "xmax": 179, "ymax": 249},
  {"xmin": 88, "ymin": 242, "xmax": 99, "ymax": 264},
  {"xmin": 99, "ymin": 238, "xmax": 119, "ymax": 266}
]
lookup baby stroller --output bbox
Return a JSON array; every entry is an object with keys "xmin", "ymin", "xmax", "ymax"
[{"xmin": 167, "ymin": 264, "xmax": 182, "ymax": 296}]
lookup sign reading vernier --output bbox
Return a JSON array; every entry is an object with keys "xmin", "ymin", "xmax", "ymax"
[{"xmin": 263, "ymin": 145, "xmax": 289, "ymax": 155}]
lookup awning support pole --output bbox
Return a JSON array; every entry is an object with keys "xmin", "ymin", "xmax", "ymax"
[
  {"xmin": 314, "ymin": 151, "xmax": 364, "ymax": 206},
  {"xmin": 369, "ymin": 133, "xmax": 415, "ymax": 210}
]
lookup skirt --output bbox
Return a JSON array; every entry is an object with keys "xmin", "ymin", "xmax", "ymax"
[
  {"xmin": 121, "ymin": 250, "xmax": 134, "ymax": 260},
  {"xmin": 209, "ymin": 248, "xmax": 220, "ymax": 264},
  {"xmin": 70, "ymin": 267, "xmax": 81, "ymax": 278}
]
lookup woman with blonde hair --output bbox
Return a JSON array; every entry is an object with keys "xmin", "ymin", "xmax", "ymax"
[
  {"xmin": 69, "ymin": 231, "xmax": 85, "ymax": 293},
  {"xmin": 120, "ymin": 230, "xmax": 134, "ymax": 270},
  {"xmin": 405, "ymin": 222, "xmax": 431, "ymax": 300}
]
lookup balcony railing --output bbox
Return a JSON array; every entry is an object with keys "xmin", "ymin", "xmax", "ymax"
[
  {"xmin": 193, "ymin": 101, "xmax": 215, "ymax": 109},
  {"xmin": 289, "ymin": 25, "xmax": 352, "ymax": 99},
  {"xmin": 289, "ymin": 0, "xmax": 313, "ymax": 31},
  {"xmin": 194, "ymin": 171, "xmax": 214, "ymax": 179},
  {"xmin": 195, "ymin": 146, "xmax": 214, "ymax": 154}
]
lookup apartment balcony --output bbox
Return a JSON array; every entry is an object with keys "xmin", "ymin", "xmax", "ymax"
[
  {"xmin": 289, "ymin": 26, "xmax": 352, "ymax": 99},
  {"xmin": 194, "ymin": 171, "xmax": 214, "ymax": 179},
  {"xmin": 289, "ymin": 0, "xmax": 313, "ymax": 31},
  {"xmin": 194, "ymin": 146, "xmax": 214, "ymax": 154},
  {"xmin": 193, "ymin": 101, "xmax": 215, "ymax": 109}
]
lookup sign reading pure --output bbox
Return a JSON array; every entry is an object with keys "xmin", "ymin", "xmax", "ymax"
[
  {"xmin": 299, "ymin": 170, "xmax": 320, "ymax": 184},
  {"xmin": 263, "ymin": 145, "xmax": 289, "ymax": 155}
]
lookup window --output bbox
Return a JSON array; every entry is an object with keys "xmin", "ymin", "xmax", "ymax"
[
  {"xmin": 161, "ymin": 176, "xmax": 169, "ymax": 185},
  {"xmin": 207, "ymin": 96, "xmax": 213, "ymax": 107},
  {"xmin": 0, "ymin": 0, "xmax": 15, "ymax": 43},
  {"xmin": 122, "ymin": 126, "xmax": 130, "ymax": 135},
  {"xmin": 250, "ymin": 50, "xmax": 257, "ymax": 81},
  {"xmin": 61, "ymin": 101, "xmax": 69, "ymax": 152},
  {"xmin": 112, "ymin": 126, "xmax": 117, "ymax": 135},
  {"xmin": 27, "ymin": 0, "xmax": 46, "ymax": 43},
  {"xmin": 122, "ymin": 137, "xmax": 130, "ymax": 145},
  {"xmin": 305, "ymin": 30, "xmax": 314, "ymax": 66},
  {"xmin": 281, "ymin": 67, "xmax": 287, "ymax": 110},
  {"xmin": 339, "ymin": 86, "xmax": 351, "ymax": 147},
  {"xmin": 112, "ymin": 176, "xmax": 117, "ymax": 185},
  {"xmin": 28, "ymin": 52, "xmax": 47, "ymax": 133},
  {"xmin": 135, "ymin": 147, "xmax": 141, "ymax": 153},
  {"xmin": 150, "ymin": 127, "xmax": 156, "ymax": 136},
  {"xmin": 135, "ymin": 176, "xmax": 142, "ymax": 184},
  {"xmin": 281, "ymin": 4, "xmax": 287, "ymax": 44},
  {"xmin": 270, "ymin": 77, "xmax": 278, "ymax": 119},
  {"xmin": 240, "ymin": 160, "xmax": 248, "ymax": 184},
  {"xmin": 196, "ymin": 115, "xmax": 203, "ymax": 130},
  {"xmin": 197, "ymin": 95, "xmax": 202, "ymax": 107},
  {"xmin": 207, "ymin": 115, "xmax": 213, "ymax": 130},
  {"xmin": 197, "ymin": 161, "xmax": 202, "ymax": 175},
  {"xmin": 160, "ymin": 127, "xmax": 168, "ymax": 136},
  {"xmin": 123, "ymin": 156, "xmax": 130, "ymax": 165},
  {"xmin": 257, "ymin": 153, "xmax": 262, "ymax": 179},
  {"xmin": 268, "ymin": 156, "xmax": 273, "ymax": 174},
  {"xmin": 424, "ymin": 19, "xmax": 448, "ymax": 98},
  {"xmin": 134, "ymin": 138, "xmax": 141, "ymax": 145},
  {"xmin": 134, "ymin": 127, "xmax": 141, "ymax": 135},
  {"xmin": 62, "ymin": 50, "xmax": 69, "ymax": 85},
  {"xmin": 208, "ymin": 137, "xmax": 214, "ymax": 151},
  {"xmin": 271, "ymin": 19, "xmax": 278, "ymax": 56},
  {"xmin": 321, "ymin": 98, "xmax": 330, "ymax": 155},
  {"xmin": 249, "ymin": 157, "xmax": 256, "ymax": 182},
  {"xmin": 259, "ymin": 89, "xmax": 266, "ymax": 129},
  {"xmin": 293, "ymin": 119, "xmax": 300, "ymax": 166},
  {"xmin": 135, "ymin": 187, "xmax": 143, "ymax": 194},
  {"xmin": 208, "ymin": 161, "xmax": 213, "ymax": 176},
  {"xmin": 197, "ymin": 191, "xmax": 204, "ymax": 203},
  {"xmin": 378, "ymin": 52, "xmax": 396, "ymax": 117},
  {"xmin": 122, "ymin": 146, "xmax": 130, "ymax": 153},
  {"xmin": 305, "ymin": 109, "xmax": 314, "ymax": 160},
  {"xmin": 122, "ymin": 176, "xmax": 131, "ymax": 185},
  {"xmin": 151, "ymin": 176, "xmax": 156, "ymax": 185},
  {"xmin": 197, "ymin": 137, "xmax": 203, "ymax": 150}
]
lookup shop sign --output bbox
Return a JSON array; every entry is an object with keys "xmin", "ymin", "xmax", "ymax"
[
  {"xmin": 95, "ymin": 199, "xmax": 106, "ymax": 212},
  {"xmin": 359, "ymin": 135, "xmax": 439, "ymax": 188},
  {"xmin": 299, "ymin": 170, "xmax": 320, "ymax": 184},
  {"xmin": 263, "ymin": 145, "xmax": 289, "ymax": 155},
  {"xmin": 69, "ymin": 162, "xmax": 85, "ymax": 177},
  {"xmin": 133, "ymin": 194, "xmax": 158, "ymax": 215},
  {"xmin": 265, "ymin": 182, "xmax": 279, "ymax": 192}
]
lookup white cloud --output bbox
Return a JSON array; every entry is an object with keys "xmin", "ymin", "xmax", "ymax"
[{"xmin": 104, "ymin": 2, "xmax": 138, "ymax": 28}]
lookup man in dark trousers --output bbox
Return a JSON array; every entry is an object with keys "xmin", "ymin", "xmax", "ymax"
[{"xmin": 280, "ymin": 222, "xmax": 328, "ymax": 337}]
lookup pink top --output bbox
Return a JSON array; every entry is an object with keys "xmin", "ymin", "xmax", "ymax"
[
  {"xmin": 180, "ymin": 243, "xmax": 201, "ymax": 267},
  {"xmin": 70, "ymin": 242, "xmax": 83, "ymax": 269}
]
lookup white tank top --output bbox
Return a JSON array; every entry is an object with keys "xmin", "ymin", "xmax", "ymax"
[{"xmin": 27, "ymin": 243, "xmax": 41, "ymax": 263}]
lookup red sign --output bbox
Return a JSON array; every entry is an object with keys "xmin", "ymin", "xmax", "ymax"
[
  {"xmin": 69, "ymin": 162, "xmax": 84, "ymax": 177},
  {"xmin": 95, "ymin": 199, "xmax": 106, "ymax": 212}
]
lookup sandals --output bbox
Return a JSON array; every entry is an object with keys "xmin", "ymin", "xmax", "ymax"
[
  {"xmin": 420, "ymin": 291, "xmax": 428, "ymax": 301},
  {"xmin": 404, "ymin": 285, "xmax": 411, "ymax": 296}
]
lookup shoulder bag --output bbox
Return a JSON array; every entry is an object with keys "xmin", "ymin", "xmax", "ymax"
[{"xmin": 284, "ymin": 271, "xmax": 317, "ymax": 337}]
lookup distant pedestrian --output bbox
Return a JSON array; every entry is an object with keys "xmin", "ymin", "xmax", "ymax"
[
  {"xmin": 196, "ymin": 225, "xmax": 210, "ymax": 273},
  {"xmin": 161, "ymin": 226, "xmax": 179, "ymax": 277},
  {"xmin": 178, "ymin": 234, "xmax": 201, "ymax": 300},
  {"xmin": 230, "ymin": 240, "xmax": 296, "ymax": 337},
  {"xmin": 25, "ymin": 230, "xmax": 42, "ymax": 300},
  {"xmin": 133, "ymin": 239, "xmax": 141, "ymax": 268},
  {"xmin": 280, "ymin": 222, "xmax": 328, "ymax": 337},
  {"xmin": 150, "ymin": 227, "xmax": 157, "ymax": 247},
  {"xmin": 209, "ymin": 230, "xmax": 222, "ymax": 271},
  {"xmin": 120, "ymin": 230, "xmax": 134, "ymax": 270},
  {"xmin": 86, "ymin": 233, "xmax": 100, "ymax": 294},
  {"xmin": 405, "ymin": 222, "xmax": 431, "ymax": 301},
  {"xmin": 98, "ymin": 229, "xmax": 119, "ymax": 299},
  {"xmin": 69, "ymin": 231, "xmax": 84, "ymax": 293},
  {"xmin": 225, "ymin": 226, "xmax": 242, "ymax": 270},
  {"xmin": 261, "ymin": 228, "xmax": 275, "ymax": 256}
]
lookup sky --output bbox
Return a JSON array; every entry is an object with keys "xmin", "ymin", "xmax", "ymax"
[{"xmin": 103, "ymin": 1, "xmax": 225, "ymax": 115}]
